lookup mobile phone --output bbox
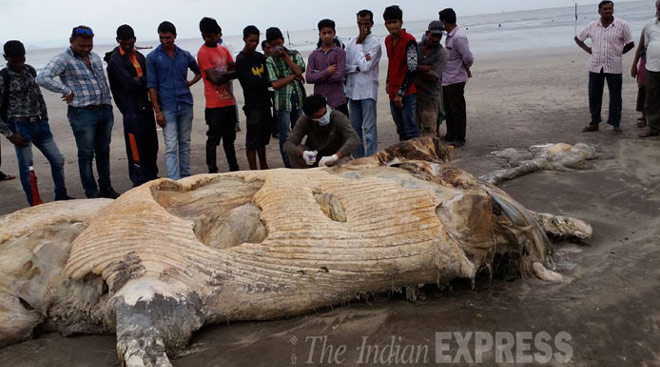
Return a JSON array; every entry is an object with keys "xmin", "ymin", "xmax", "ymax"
[{"xmin": 275, "ymin": 46, "xmax": 283, "ymax": 52}]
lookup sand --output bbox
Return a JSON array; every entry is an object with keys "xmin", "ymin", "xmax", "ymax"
[{"xmin": 1, "ymin": 45, "xmax": 660, "ymax": 366}]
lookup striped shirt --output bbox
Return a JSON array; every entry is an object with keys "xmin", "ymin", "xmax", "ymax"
[
  {"xmin": 305, "ymin": 45, "xmax": 347, "ymax": 108},
  {"xmin": 266, "ymin": 48, "xmax": 306, "ymax": 112},
  {"xmin": 576, "ymin": 17, "xmax": 633, "ymax": 74},
  {"xmin": 36, "ymin": 47, "xmax": 112, "ymax": 107}
]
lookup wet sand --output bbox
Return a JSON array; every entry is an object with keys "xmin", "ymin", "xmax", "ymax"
[{"xmin": 1, "ymin": 46, "xmax": 659, "ymax": 366}]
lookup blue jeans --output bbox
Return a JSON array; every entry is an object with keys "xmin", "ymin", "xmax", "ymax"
[
  {"xmin": 389, "ymin": 94, "xmax": 419, "ymax": 141},
  {"xmin": 276, "ymin": 107, "xmax": 302, "ymax": 168},
  {"xmin": 349, "ymin": 98, "xmax": 378, "ymax": 157},
  {"xmin": 162, "ymin": 103, "xmax": 193, "ymax": 179},
  {"xmin": 67, "ymin": 105, "xmax": 114, "ymax": 197},
  {"xmin": 7, "ymin": 119, "xmax": 67, "ymax": 205}
]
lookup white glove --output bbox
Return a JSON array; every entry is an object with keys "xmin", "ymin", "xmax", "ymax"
[
  {"xmin": 302, "ymin": 150, "xmax": 318, "ymax": 166},
  {"xmin": 318, "ymin": 154, "xmax": 339, "ymax": 167}
]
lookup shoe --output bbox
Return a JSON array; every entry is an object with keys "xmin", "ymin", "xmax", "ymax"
[
  {"xmin": 0, "ymin": 171, "xmax": 16, "ymax": 181},
  {"xmin": 208, "ymin": 167, "xmax": 219, "ymax": 174},
  {"xmin": 449, "ymin": 140, "xmax": 465, "ymax": 147},
  {"xmin": 612, "ymin": 128, "xmax": 623, "ymax": 135},
  {"xmin": 440, "ymin": 135, "xmax": 454, "ymax": 142},
  {"xmin": 639, "ymin": 131, "xmax": 660, "ymax": 138},
  {"xmin": 637, "ymin": 118, "xmax": 647, "ymax": 128},
  {"xmin": 99, "ymin": 187, "xmax": 120, "ymax": 199},
  {"xmin": 581, "ymin": 124, "xmax": 599, "ymax": 132},
  {"xmin": 55, "ymin": 195, "xmax": 75, "ymax": 201}
]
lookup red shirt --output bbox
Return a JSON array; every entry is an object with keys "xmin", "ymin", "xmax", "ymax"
[
  {"xmin": 385, "ymin": 29, "xmax": 417, "ymax": 101},
  {"xmin": 197, "ymin": 44, "xmax": 236, "ymax": 108}
]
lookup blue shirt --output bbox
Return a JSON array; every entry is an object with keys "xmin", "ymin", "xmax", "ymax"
[
  {"xmin": 146, "ymin": 44, "xmax": 200, "ymax": 110},
  {"xmin": 36, "ymin": 48, "xmax": 112, "ymax": 107}
]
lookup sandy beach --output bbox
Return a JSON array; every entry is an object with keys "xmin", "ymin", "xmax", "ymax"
[{"xmin": 1, "ymin": 43, "xmax": 660, "ymax": 366}]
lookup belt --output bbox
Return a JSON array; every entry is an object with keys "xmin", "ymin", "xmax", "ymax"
[
  {"xmin": 77, "ymin": 104, "xmax": 110, "ymax": 110},
  {"xmin": 13, "ymin": 116, "xmax": 43, "ymax": 122}
]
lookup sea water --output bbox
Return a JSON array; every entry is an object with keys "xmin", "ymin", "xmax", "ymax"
[{"xmin": 24, "ymin": 0, "xmax": 657, "ymax": 70}]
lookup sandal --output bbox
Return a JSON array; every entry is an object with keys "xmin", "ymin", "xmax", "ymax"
[
  {"xmin": 639, "ymin": 131, "xmax": 660, "ymax": 138},
  {"xmin": 637, "ymin": 118, "xmax": 647, "ymax": 128},
  {"xmin": 0, "ymin": 171, "xmax": 16, "ymax": 181}
]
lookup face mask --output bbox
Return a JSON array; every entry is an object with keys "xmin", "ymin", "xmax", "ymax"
[{"xmin": 317, "ymin": 106, "xmax": 331, "ymax": 126}]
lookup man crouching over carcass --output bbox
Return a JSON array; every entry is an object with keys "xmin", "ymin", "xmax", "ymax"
[{"xmin": 284, "ymin": 94, "xmax": 359, "ymax": 168}]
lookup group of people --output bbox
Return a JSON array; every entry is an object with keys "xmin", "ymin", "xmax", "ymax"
[
  {"xmin": 9, "ymin": 0, "xmax": 659, "ymax": 208},
  {"xmin": 0, "ymin": 5, "xmax": 474, "ymax": 206},
  {"xmin": 575, "ymin": 0, "xmax": 660, "ymax": 138}
]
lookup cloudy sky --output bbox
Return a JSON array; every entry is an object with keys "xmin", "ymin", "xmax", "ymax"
[{"xmin": 0, "ymin": 0, "xmax": 641, "ymax": 48}]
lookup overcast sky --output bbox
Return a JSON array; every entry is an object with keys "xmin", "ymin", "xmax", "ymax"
[{"xmin": 0, "ymin": 0, "xmax": 641, "ymax": 48}]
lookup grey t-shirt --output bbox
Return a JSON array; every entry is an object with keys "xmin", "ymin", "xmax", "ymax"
[{"xmin": 415, "ymin": 41, "xmax": 448, "ymax": 102}]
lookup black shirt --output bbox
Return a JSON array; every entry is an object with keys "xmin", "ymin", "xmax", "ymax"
[{"xmin": 235, "ymin": 50, "xmax": 271, "ymax": 109}]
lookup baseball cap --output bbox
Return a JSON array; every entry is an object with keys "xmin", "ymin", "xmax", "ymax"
[{"xmin": 428, "ymin": 20, "xmax": 445, "ymax": 35}]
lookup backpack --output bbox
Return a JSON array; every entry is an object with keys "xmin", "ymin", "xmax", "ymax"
[{"xmin": 0, "ymin": 65, "xmax": 37, "ymax": 121}]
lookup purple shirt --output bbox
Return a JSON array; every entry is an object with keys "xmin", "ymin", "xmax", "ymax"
[
  {"xmin": 442, "ymin": 27, "xmax": 474, "ymax": 86},
  {"xmin": 305, "ymin": 45, "xmax": 347, "ymax": 108}
]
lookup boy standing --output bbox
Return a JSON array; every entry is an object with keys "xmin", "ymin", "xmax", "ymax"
[
  {"xmin": 416, "ymin": 21, "xmax": 448, "ymax": 137},
  {"xmin": 265, "ymin": 27, "xmax": 306, "ymax": 168},
  {"xmin": 383, "ymin": 5, "xmax": 419, "ymax": 141},
  {"xmin": 236, "ymin": 25, "xmax": 271, "ymax": 170},
  {"xmin": 306, "ymin": 19, "xmax": 348, "ymax": 116},
  {"xmin": 105, "ymin": 25, "xmax": 159, "ymax": 186},
  {"xmin": 1, "ymin": 40, "xmax": 72, "ymax": 204},
  {"xmin": 147, "ymin": 21, "xmax": 201, "ymax": 180},
  {"xmin": 197, "ymin": 17, "xmax": 239, "ymax": 173},
  {"xmin": 440, "ymin": 8, "xmax": 475, "ymax": 146},
  {"xmin": 346, "ymin": 9, "xmax": 382, "ymax": 157}
]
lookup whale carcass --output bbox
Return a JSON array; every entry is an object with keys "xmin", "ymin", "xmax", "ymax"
[{"xmin": 0, "ymin": 138, "xmax": 590, "ymax": 366}]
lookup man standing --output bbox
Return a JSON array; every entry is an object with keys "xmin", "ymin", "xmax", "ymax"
[
  {"xmin": 265, "ymin": 27, "xmax": 306, "ymax": 168},
  {"xmin": 147, "ymin": 21, "xmax": 202, "ymax": 179},
  {"xmin": 439, "ymin": 8, "xmax": 474, "ymax": 147},
  {"xmin": 284, "ymin": 94, "xmax": 359, "ymax": 169},
  {"xmin": 37, "ymin": 25, "xmax": 119, "ymax": 198},
  {"xmin": 575, "ymin": 0, "xmax": 634, "ymax": 135},
  {"xmin": 197, "ymin": 17, "xmax": 239, "ymax": 173},
  {"xmin": 306, "ymin": 19, "xmax": 348, "ymax": 116},
  {"xmin": 1, "ymin": 40, "xmax": 72, "ymax": 205},
  {"xmin": 639, "ymin": 0, "xmax": 660, "ymax": 138},
  {"xmin": 105, "ymin": 24, "xmax": 159, "ymax": 187},
  {"xmin": 262, "ymin": 40, "xmax": 279, "ymax": 140},
  {"xmin": 383, "ymin": 5, "xmax": 419, "ymax": 142},
  {"xmin": 346, "ymin": 9, "xmax": 382, "ymax": 158},
  {"xmin": 236, "ymin": 25, "xmax": 271, "ymax": 170},
  {"xmin": 416, "ymin": 21, "xmax": 448, "ymax": 137}
]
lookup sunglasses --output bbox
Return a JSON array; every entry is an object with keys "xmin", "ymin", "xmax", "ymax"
[{"xmin": 75, "ymin": 28, "xmax": 94, "ymax": 36}]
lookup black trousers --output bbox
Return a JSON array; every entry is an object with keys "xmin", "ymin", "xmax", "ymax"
[
  {"xmin": 335, "ymin": 102, "xmax": 349, "ymax": 118},
  {"xmin": 205, "ymin": 106, "xmax": 239, "ymax": 172},
  {"xmin": 443, "ymin": 82, "xmax": 467, "ymax": 143},
  {"xmin": 122, "ymin": 107, "xmax": 159, "ymax": 186},
  {"xmin": 646, "ymin": 70, "xmax": 660, "ymax": 133},
  {"xmin": 588, "ymin": 71, "xmax": 622, "ymax": 127}
]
